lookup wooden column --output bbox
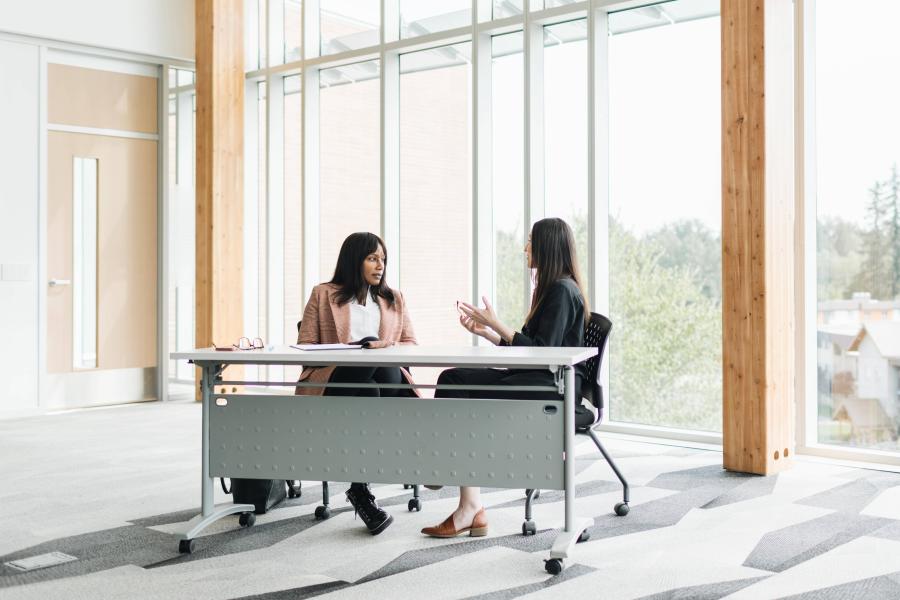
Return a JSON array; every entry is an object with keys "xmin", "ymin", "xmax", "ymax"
[
  {"xmin": 721, "ymin": 0, "xmax": 795, "ymax": 474},
  {"xmin": 196, "ymin": 0, "xmax": 244, "ymax": 395}
]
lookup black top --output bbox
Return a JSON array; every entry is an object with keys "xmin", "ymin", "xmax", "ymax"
[{"xmin": 501, "ymin": 277, "xmax": 588, "ymax": 382}]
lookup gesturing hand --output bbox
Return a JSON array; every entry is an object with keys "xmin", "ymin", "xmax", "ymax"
[
  {"xmin": 459, "ymin": 314, "xmax": 488, "ymax": 336},
  {"xmin": 458, "ymin": 296, "xmax": 500, "ymax": 331}
]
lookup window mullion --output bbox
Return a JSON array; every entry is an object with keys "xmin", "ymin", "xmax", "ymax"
[{"xmin": 473, "ymin": 6, "xmax": 493, "ymax": 345}]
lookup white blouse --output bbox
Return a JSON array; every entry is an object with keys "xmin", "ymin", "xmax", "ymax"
[{"xmin": 348, "ymin": 291, "xmax": 381, "ymax": 342}]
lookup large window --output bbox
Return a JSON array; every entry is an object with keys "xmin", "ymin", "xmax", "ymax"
[
  {"xmin": 400, "ymin": 0, "xmax": 470, "ymax": 39},
  {"xmin": 814, "ymin": 0, "xmax": 900, "ymax": 451},
  {"xmin": 400, "ymin": 44, "xmax": 472, "ymax": 356},
  {"xmin": 284, "ymin": 74, "xmax": 302, "ymax": 378},
  {"xmin": 232, "ymin": 1, "xmax": 726, "ymax": 438},
  {"xmin": 319, "ymin": 61, "xmax": 381, "ymax": 278},
  {"xmin": 607, "ymin": 2, "xmax": 722, "ymax": 432},
  {"xmin": 320, "ymin": 0, "xmax": 379, "ymax": 55},
  {"xmin": 492, "ymin": 32, "xmax": 527, "ymax": 329},
  {"xmin": 544, "ymin": 19, "xmax": 588, "ymax": 272},
  {"xmin": 284, "ymin": 0, "xmax": 302, "ymax": 62}
]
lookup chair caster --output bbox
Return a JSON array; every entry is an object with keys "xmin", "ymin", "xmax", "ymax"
[
  {"xmin": 314, "ymin": 505, "xmax": 331, "ymax": 520},
  {"xmin": 287, "ymin": 481, "xmax": 302, "ymax": 499},
  {"xmin": 178, "ymin": 539, "xmax": 195, "ymax": 554},
  {"xmin": 578, "ymin": 530, "xmax": 590, "ymax": 543},
  {"xmin": 239, "ymin": 512, "xmax": 256, "ymax": 527},
  {"xmin": 408, "ymin": 498, "xmax": 422, "ymax": 512},
  {"xmin": 403, "ymin": 484, "xmax": 412, "ymax": 489},
  {"xmin": 614, "ymin": 502, "xmax": 629, "ymax": 516},
  {"xmin": 522, "ymin": 520, "xmax": 537, "ymax": 536},
  {"xmin": 544, "ymin": 558, "xmax": 563, "ymax": 575}
]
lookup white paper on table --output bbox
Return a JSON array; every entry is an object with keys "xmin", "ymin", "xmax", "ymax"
[{"xmin": 289, "ymin": 343, "xmax": 362, "ymax": 351}]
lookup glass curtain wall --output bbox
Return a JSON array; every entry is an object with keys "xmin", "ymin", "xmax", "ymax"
[
  {"xmin": 237, "ymin": 0, "xmax": 729, "ymax": 437},
  {"xmin": 544, "ymin": 19, "xmax": 589, "ymax": 275},
  {"xmin": 607, "ymin": 2, "xmax": 722, "ymax": 432},
  {"xmin": 319, "ymin": 61, "xmax": 381, "ymax": 277},
  {"xmin": 814, "ymin": 0, "xmax": 900, "ymax": 452},
  {"xmin": 399, "ymin": 44, "xmax": 473, "ymax": 353},
  {"xmin": 284, "ymin": 74, "xmax": 302, "ymax": 379},
  {"xmin": 492, "ymin": 32, "xmax": 526, "ymax": 329}
]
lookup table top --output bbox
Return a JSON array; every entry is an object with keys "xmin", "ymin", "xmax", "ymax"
[{"xmin": 172, "ymin": 344, "xmax": 597, "ymax": 369}]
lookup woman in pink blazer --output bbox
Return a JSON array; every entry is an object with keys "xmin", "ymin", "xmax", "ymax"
[{"xmin": 296, "ymin": 232, "xmax": 418, "ymax": 535}]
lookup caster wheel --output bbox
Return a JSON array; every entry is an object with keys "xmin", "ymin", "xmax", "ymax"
[
  {"xmin": 314, "ymin": 505, "xmax": 331, "ymax": 520},
  {"xmin": 408, "ymin": 498, "xmax": 422, "ymax": 512},
  {"xmin": 544, "ymin": 558, "xmax": 563, "ymax": 575},
  {"xmin": 403, "ymin": 484, "xmax": 412, "ymax": 489},
  {"xmin": 521, "ymin": 521, "xmax": 537, "ymax": 536},
  {"xmin": 578, "ymin": 530, "xmax": 590, "ymax": 543},
  {"xmin": 239, "ymin": 512, "xmax": 256, "ymax": 527},
  {"xmin": 614, "ymin": 502, "xmax": 630, "ymax": 516},
  {"xmin": 178, "ymin": 539, "xmax": 195, "ymax": 554},
  {"xmin": 287, "ymin": 481, "xmax": 302, "ymax": 499}
]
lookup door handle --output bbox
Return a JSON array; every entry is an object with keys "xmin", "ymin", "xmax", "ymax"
[{"xmin": 48, "ymin": 279, "xmax": 71, "ymax": 287}]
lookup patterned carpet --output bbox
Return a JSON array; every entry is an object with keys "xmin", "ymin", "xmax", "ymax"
[{"xmin": 3, "ymin": 400, "xmax": 900, "ymax": 599}]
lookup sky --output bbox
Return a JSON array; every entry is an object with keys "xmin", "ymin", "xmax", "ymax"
[{"xmin": 815, "ymin": 1, "xmax": 900, "ymax": 225}]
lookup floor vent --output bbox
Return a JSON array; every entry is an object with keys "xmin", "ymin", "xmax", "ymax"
[{"xmin": 4, "ymin": 552, "xmax": 78, "ymax": 572}]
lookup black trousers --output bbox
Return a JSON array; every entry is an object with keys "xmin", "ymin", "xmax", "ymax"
[
  {"xmin": 325, "ymin": 365, "xmax": 404, "ymax": 491},
  {"xmin": 324, "ymin": 365, "xmax": 403, "ymax": 396},
  {"xmin": 435, "ymin": 368, "xmax": 576, "ymax": 401}
]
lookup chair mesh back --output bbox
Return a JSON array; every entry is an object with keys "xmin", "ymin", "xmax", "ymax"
[{"xmin": 582, "ymin": 313, "xmax": 612, "ymax": 404}]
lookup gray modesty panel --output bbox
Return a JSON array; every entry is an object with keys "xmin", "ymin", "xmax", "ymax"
[{"xmin": 209, "ymin": 394, "xmax": 565, "ymax": 490}]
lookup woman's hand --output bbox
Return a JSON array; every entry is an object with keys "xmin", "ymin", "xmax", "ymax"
[
  {"xmin": 458, "ymin": 296, "xmax": 500, "ymax": 329},
  {"xmin": 459, "ymin": 314, "xmax": 501, "ymax": 344},
  {"xmin": 458, "ymin": 296, "xmax": 515, "ymax": 344}
]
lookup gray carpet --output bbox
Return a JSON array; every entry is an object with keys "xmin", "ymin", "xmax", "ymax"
[{"xmin": 3, "ymin": 400, "xmax": 900, "ymax": 599}]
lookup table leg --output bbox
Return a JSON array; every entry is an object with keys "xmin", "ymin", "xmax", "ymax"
[
  {"xmin": 175, "ymin": 363, "xmax": 254, "ymax": 552},
  {"xmin": 548, "ymin": 366, "xmax": 592, "ymax": 570}
]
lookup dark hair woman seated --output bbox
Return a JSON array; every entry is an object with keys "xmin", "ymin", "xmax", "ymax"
[
  {"xmin": 421, "ymin": 217, "xmax": 589, "ymax": 539},
  {"xmin": 295, "ymin": 232, "xmax": 418, "ymax": 536}
]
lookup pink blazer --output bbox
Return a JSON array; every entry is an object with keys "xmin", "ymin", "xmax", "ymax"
[{"xmin": 295, "ymin": 283, "xmax": 419, "ymax": 396}]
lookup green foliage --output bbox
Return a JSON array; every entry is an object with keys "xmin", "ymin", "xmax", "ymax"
[
  {"xmin": 607, "ymin": 219, "xmax": 722, "ymax": 432},
  {"xmin": 495, "ymin": 214, "xmax": 723, "ymax": 432},
  {"xmin": 838, "ymin": 165, "xmax": 900, "ymax": 301},
  {"xmin": 495, "ymin": 227, "xmax": 528, "ymax": 329},
  {"xmin": 888, "ymin": 165, "xmax": 900, "ymax": 299},
  {"xmin": 644, "ymin": 220, "xmax": 722, "ymax": 303},
  {"xmin": 817, "ymin": 217, "xmax": 864, "ymax": 300},
  {"xmin": 850, "ymin": 181, "xmax": 893, "ymax": 300}
]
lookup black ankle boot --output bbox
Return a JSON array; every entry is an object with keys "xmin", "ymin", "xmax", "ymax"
[{"xmin": 346, "ymin": 483, "xmax": 393, "ymax": 535}]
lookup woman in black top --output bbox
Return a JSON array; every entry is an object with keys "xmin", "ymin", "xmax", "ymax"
[{"xmin": 421, "ymin": 217, "xmax": 589, "ymax": 538}]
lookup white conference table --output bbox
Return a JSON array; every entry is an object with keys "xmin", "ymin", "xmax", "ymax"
[{"xmin": 171, "ymin": 344, "xmax": 596, "ymax": 573}]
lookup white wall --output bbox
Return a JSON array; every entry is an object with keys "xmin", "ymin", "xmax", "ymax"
[
  {"xmin": 0, "ymin": 39, "xmax": 40, "ymax": 415},
  {"xmin": 0, "ymin": 0, "xmax": 194, "ymax": 61}
]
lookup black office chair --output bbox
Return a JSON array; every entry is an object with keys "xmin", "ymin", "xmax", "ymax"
[
  {"xmin": 521, "ymin": 312, "xmax": 630, "ymax": 537},
  {"xmin": 294, "ymin": 319, "xmax": 423, "ymax": 518}
]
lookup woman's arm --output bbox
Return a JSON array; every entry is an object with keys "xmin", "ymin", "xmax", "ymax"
[{"xmin": 508, "ymin": 283, "xmax": 576, "ymax": 347}]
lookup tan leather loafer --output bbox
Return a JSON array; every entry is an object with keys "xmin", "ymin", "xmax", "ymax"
[{"xmin": 421, "ymin": 508, "xmax": 488, "ymax": 538}]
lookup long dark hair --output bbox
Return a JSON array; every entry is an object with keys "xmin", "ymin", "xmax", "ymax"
[
  {"xmin": 329, "ymin": 232, "xmax": 396, "ymax": 306},
  {"xmin": 526, "ymin": 218, "xmax": 589, "ymax": 326}
]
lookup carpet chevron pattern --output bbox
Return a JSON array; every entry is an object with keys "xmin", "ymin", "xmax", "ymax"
[{"xmin": 3, "ymin": 401, "xmax": 900, "ymax": 599}]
